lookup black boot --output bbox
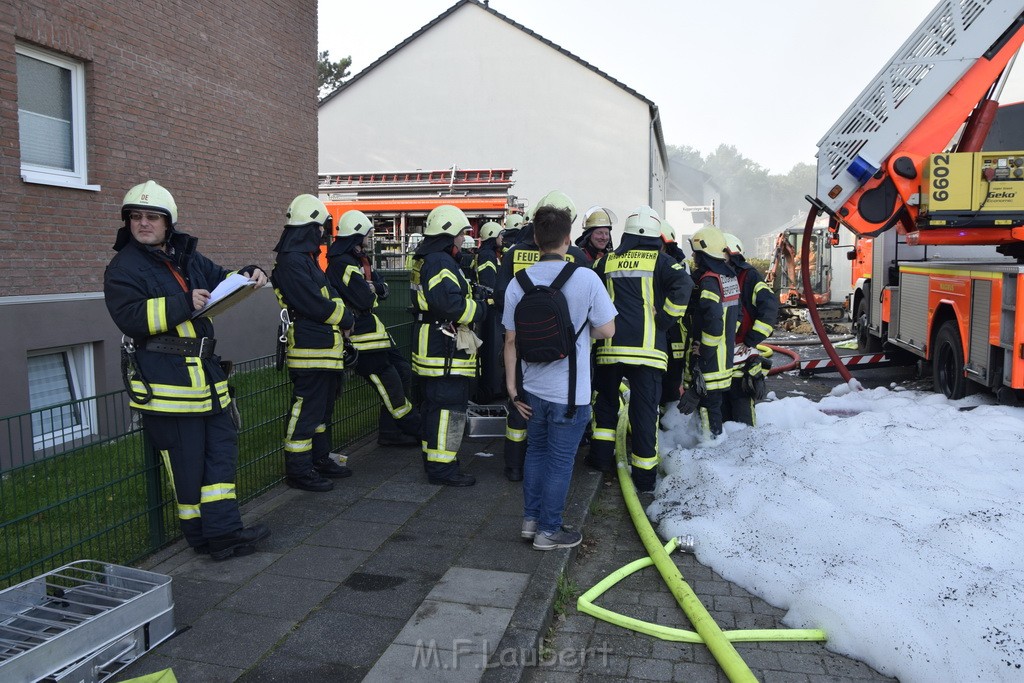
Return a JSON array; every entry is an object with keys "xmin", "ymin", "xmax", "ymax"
[
  {"xmin": 208, "ymin": 523, "xmax": 271, "ymax": 561},
  {"xmin": 313, "ymin": 456, "xmax": 353, "ymax": 478},
  {"xmin": 286, "ymin": 470, "xmax": 335, "ymax": 492},
  {"xmin": 428, "ymin": 471, "xmax": 476, "ymax": 487},
  {"xmin": 504, "ymin": 467, "xmax": 523, "ymax": 482},
  {"xmin": 377, "ymin": 433, "xmax": 419, "ymax": 447}
]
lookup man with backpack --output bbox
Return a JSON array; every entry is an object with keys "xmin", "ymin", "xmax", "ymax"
[{"xmin": 501, "ymin": 205, "xmax": 616, "ymax": 550}]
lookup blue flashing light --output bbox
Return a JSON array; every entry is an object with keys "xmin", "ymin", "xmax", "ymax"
[{"xmin": 847, "ymin": 156, "xmax": 878, "ymax": 184}]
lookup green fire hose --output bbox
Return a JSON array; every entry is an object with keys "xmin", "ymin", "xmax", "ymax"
[{"xmin": 576, "ymin": 405, "xmax": 826, "ymax": 682}]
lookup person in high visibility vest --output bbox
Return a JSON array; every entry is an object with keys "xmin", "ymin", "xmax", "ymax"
[
  {"xmin": 326, "ymin": 210, "xmax": 421, "ymax": 446},
  {"xmin": 272, "ymin": 194, "xmax": 355, "ymax": 492},
  {"xmin": 678, "ymin": 226, "xmax": 739, "ymax": 439},
  {"xmin": 722, "ymin": 233, "xmax": 778, "ymax": 426},
  {"xmin": 410, "ymin": 205, "xmax": 487, "ymax": 486},
  {"xmin": 494, "ymin": 191, "xmax": 589, "ymax": 482},
  {"xmin": 590, "ymin": 206, "xmax": 694, "ymax": 492},
  {"xmin": 104, "ymin": 180, "xmax": 270, "ymax": 560}
]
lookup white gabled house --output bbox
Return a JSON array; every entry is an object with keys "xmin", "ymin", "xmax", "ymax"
[{"xmin": 319, "ymin": 0, "xmax": 668, "ymax": 235}]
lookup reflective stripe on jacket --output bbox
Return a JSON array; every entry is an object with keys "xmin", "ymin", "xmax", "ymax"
[
  {"xmin": 272, "ymin": 251, "xmax": 352, "ymax": 371},
  {"xmin": 594, "ymin": 247, "xmax": 693, "ymax": 371},
  {"xmin": 104, "ymin": 233, "xmax": 233, "ymax": 414}
]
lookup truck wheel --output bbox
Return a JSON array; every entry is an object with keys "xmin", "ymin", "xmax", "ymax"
[
  {"xmin": 854, "ymin": 294, "xmax": 882, "ymax": 352},
  {"xmin": 932, "ymin": 320, "xmax": 967, "ymax": 399}
]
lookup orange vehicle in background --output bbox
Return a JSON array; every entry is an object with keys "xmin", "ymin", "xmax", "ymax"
[
  {"xmin": 314, "ymin": 167, "xmax": 517, "ymax": 270},
  {"xmin": 811, "ymin": 0, "xmax": 1024, "ymax": 401}
]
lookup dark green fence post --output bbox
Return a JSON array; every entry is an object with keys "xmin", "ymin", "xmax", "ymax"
[{"xmin": 142, "ymin": 431, "xmax": 167, "ymax": 550}]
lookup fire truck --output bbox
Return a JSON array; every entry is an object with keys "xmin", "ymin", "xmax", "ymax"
[
  {"xmin": 811, "ymin": 0, "xmax": 1024, "ymax": 401},
  {"xmin": 316, "ymin": 166, "xmax": 519, "ymax": 269}
]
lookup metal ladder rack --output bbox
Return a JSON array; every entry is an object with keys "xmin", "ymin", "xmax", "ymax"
[{"xmin": 0, "ymin": 560, "xmax": 174, "ymax": 683}]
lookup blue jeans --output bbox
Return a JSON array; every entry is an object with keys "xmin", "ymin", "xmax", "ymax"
[{"xmin": 522, "ymin": 392, "xmax": 592, "ymax": 534}]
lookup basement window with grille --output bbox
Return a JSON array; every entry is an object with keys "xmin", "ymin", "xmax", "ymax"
[
  {"xmin": 27, "ymin": 345, "xmax": 97, "ymax": 451},
  {"xmin": 15, "ymin": 43, "xmax": 99, "ymax": 191}
]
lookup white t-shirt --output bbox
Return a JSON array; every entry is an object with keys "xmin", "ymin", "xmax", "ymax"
[{"xmin": 502, "ymin": 259, "xmax": 617, "ymax": 406}]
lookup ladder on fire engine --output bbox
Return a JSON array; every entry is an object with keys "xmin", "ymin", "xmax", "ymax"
[
  {"xmin": 318, "ymin": 166, "xmax": 515, "ymax": 195},
  {"xmin": 816, "ymin": 0, "xmax": 1024, "ymax": 214}
]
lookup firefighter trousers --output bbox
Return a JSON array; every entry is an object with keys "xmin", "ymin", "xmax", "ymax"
[
  {"xmin": 419, "ymin": 375, "xmax": 470, "ymax": 479},
  {"xmin": 475, "ymin": 308, "xmax": 505, "ymax": 404},
  {"xmin": 504, "ymin": 396, "xmax": 528, "ymax": 473},
  {"xmin": 591, "ymin": 363, "xmax": 662, "ymax": 490},
  {"xmin": 356, "ymin": 346, "xmax": 420, "ymax": 440},
  {"xmin": 724, "ymin": 379, "xmax": 755, "ymax": 426},
  {"xmin": 144, "ymin": 411, "xmax": 242, "ymax": 547},
  {"xmin": 285, "ymin": 369, "xmax": 343, "ymax": 477},
  {"xmin": 699, "ymin": 389, "xmax": 727, "ymax": 438}
]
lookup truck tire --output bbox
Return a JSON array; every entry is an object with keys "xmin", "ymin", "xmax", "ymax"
[
  {"xmin": 932, "ymin": 320, "xmax": 968, "ymax": 399},
  {"xmin": 854, "ymin": 288, "xmax": 882, "ymax": 352}
]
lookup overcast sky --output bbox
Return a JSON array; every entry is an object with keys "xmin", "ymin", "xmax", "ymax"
[{"xmin": 318, "ymin": 0, "xmax": 942, "ymax": 174}]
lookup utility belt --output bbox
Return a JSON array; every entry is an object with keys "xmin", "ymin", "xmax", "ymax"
[
  {"xmin": 142, "ymin": 334, "xmax": 217, "ymax": 359},
  {"xmin": 410, "ymin": 308, "xmax": 453, "ymax": 327}
]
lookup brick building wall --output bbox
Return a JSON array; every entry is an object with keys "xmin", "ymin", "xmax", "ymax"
[
  {"xmin": 0, "ymin": 0, "xmax": 319, "ymax": 296},
  {"xmin": 0, "ymin": 1, "xmax": 318, "ymax": 424}
]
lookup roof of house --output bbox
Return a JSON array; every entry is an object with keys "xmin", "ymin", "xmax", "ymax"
[
  {"xmin": 667, "ymin": 158, "xmax": 717, "ymax": 205},
  {"xmin": 319, "ymin": 0, "xmax": 666, "ymax": 163}
]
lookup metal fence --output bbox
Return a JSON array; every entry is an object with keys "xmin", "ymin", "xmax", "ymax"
[{"xmin": 0, "ymin": 272, "xmax": 412, "ymax": 588}]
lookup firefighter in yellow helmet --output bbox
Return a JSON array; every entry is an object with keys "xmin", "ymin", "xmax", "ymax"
[
  {"xmin": 409, "ymin": 205, "xmax": 487, "ymax": 486},
  {"xmin": 721, "ymin": 232, "xmax": 778, "ymax": 426},
  {"xmin": 499, "ymin": 213, "xmax": 525, "ymax": 256},
  {"xmin": 494, "ymin": 191, "xmax": 589, "ymax": 481},
  {"xmin": 272, "ymin": 194, "xmax": 355, "ymax": 492},
  {"xmin": 677, "ymin": 225, "xmax": 739, "ymax": 439},
  {"xmin": 575, "ymin": 206, "xmax": 617, "ymax": 265},
  {"xmin": 326, "ymin": 210, "xmax": 421, "ymax": 447},
  {"xmin": 104, "ymin": 180, "xmax": 270, "ymax": 560},
  {"xmin": 590, "ymin": 206, "xmax": 694, "ymax": 492}
]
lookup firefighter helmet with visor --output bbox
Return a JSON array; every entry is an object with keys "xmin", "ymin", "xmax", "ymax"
[
  {"xmin": 689, "ymin": 225, "xmax": 729, "ymax": 259},
  {"xmin": 623, "ymin": 206, "xmax": 662, "ymax": 237},
  {"xmin": 122, "ymin": 180, "xmax": 178, "ymax": 226},
  {"xmin": 337, "ymin": 210, "xmax": 374, "ymax": 237},
  {"xmin": 479, "ymin": 221, "xmax": 501, "ymax": 241},
  {"xmin": 286, "ymin": 194, "xmax": 331, "ymax": 228},
  {"xmin": 425, "ymin": 205, "xmax": 470, "ymax": 237}
]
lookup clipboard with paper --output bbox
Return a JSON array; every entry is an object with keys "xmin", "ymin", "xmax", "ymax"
[{"xmin": 191, "ymin": 273, "xmax": 262, "ymax": 319}]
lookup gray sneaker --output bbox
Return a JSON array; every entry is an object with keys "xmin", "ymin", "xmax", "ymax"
[
  {"xmin": 533, "ymin": 528, "xmax": 582, "ymax": 551},
  {"xmin": 521, "ymin": 519, "xmax": 538, "ymax": 541}
]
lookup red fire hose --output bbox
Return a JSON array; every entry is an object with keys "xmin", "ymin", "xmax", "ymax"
[{"xmin": 799, "ymin": 205, "xmax": 855, "ymax": 385}]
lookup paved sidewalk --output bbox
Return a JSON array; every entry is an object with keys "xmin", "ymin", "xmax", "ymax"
[
  {"xmin": 114, "ymin": 434, "xmax": 602, "ymax": 682},
  {"xmin": 113, "ymin": 424, "xmax": 895, "ymax": 682}
]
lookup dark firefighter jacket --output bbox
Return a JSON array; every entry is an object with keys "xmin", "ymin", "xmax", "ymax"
[
  {"xmin": 494, "ymin": 223, "xmax": 589, "ymax": 308},
  {"xmin": 105, "ymin": 228, "xmax": 251, "ymax": 414},
  {"xmin": 325, "ymin": 236, "xmax": 391, "ymax": 353},
  {"xmin": 410, "ymin": 237, "xmax": 487, "ymax": 378},
  {"xmin": 271, "ymin": 224, "xmax": 353, "ymax": 371},
  {"xmin": 474, "ymin": 238, "xmax": 499, "ymax": 294},
  {"xmin": 593, "ymin": 236, "xmax": 694, "ymax": 371},
  {"xmin": 689, "ymin": 253, "xmax": 740, "ymax": 391},
  {"xmin": 732, "ymin": 256, "xmax": 778, "ymax": 348}
]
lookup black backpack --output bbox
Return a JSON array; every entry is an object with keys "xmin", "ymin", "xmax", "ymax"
[{"xmin": 513, "ymin": 262, "xmax": 586, "ymax": 417}]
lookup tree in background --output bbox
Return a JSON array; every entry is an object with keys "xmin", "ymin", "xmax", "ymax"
[
  {"xmin": 667, "ymin": 144, "xmax": 815, "ymax": 251},
  {"xmin": 318, "ymin": 50, "xmax": 352, "ymax": 100}
]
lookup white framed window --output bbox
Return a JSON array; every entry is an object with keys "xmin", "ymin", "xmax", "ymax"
[
  {"xmin": 27, "ymin": 345, "xmax": 97, "ymax": 450},
  {"xmin": 16, "ymin": 43, "xmax": 99, "ymax": 191}
]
